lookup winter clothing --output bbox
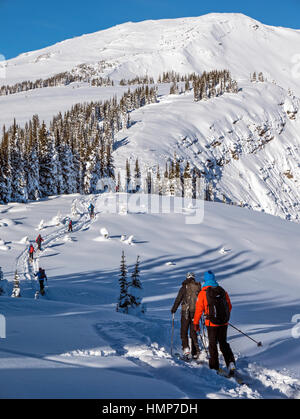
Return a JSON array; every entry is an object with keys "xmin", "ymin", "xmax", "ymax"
[
  {"xmin": 180, "ymin": 314, "xmax": 200, "ymax": 356},
  {"xmin": 36, "ymin": 235, "xmax": 44, "ymax": 250},
  {"xmin": 29, "ymin": 245, "xmax": 35, "ymax": 261},
  {"xmin": 171, "ymin": 277, "xmax": 201, "ymax": 315},
  {"xmin": 203, "ymin": 270, "xmax": 218, "ymax": 288},
  {"xmin": 193, "ymin": 271, "xmax": 235, "ymax": 370},
  {"xmin": 88, "ymin": 204, "xmax": 95, "ymax": 218},
  {"xmin": 68, "ymin": 220, "xmax": 73, "ymax": 232},
  {"xmin": 194, "ymin": 285, "xmax": 232, "ymax": 327},
  {"xmin": 206, "ymin": 325, "xmax": 235, "ymax": 370},
  {"xmin": 35, "ymin": 269, "xmax": 47, "ymax": 294},
  {"xmin": 35, "ymin": 269, "xmax": 47, "ymax": 281},
  {"xmin": 171, "ymin": 276, "xmax": 201, "ymax": 355}
]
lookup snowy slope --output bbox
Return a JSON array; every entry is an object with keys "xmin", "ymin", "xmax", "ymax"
[
  {"xmin": 3, "ymin": 13, "xmax": 300, "ymax": 96},
  {"xmin": 0, "ymin": 194, "xmax": 300, "ymax": 398},
  {"xmin": 113, "ymin": 80, "xmax": 300, "ymax": 222},
  {"xmin": 1, "ymin": 14, "xmax": 300, "ymax": 223}
]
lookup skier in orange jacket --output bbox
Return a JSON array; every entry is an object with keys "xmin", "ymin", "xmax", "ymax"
[{"xmin": 194, "ymin": 271, "xmax": 235, "ymax": 375}]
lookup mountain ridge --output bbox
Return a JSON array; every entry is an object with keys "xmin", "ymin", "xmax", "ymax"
[{"xmin": 3, "ymin": 13, "xmax": 300, "ymax": 96}]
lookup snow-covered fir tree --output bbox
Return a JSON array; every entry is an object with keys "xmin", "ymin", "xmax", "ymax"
[
  {"xmin": 128, "ymin": 256, "xmax": 146, "ymax": 315},
  {"xmin": 117, "ymin": 251, "xmax": 131, "ymax": 314}
]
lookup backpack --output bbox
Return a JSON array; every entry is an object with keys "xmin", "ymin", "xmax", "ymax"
[
  {"xmin": 39, "ymin": 269, "xmax": 46, "ymax": 280},
  {"xmin": 205, "ymin": 286, "xmax": 230, "ymax": 325},
  {"xmin": 184, "ymin": 281, "xmax": 201, "ymax": 314}
]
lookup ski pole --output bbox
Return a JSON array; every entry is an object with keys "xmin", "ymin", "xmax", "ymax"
[
  {"xmin": 197, "ymin": 331, "xmax": 209, "ymax": 359},
  {"xmin": 229, "ymin": 323, "xmax": 262, "ymax": 347},
  {"xmin": 199, "ymin": 317, "xmax": 209, "ymax": 359},
  {"xmin": 171, "ymin": 313, "xmax": 175, "ymax": 356}
]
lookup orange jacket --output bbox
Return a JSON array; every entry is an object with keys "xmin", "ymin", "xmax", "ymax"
[{"xmin": 193, "ymin": 286, "xmax": 232, "ymax": 327}]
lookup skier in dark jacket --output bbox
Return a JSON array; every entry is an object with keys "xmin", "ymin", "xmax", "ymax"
[
  {"xmin": 88, "ymin": 203, "xmax": 95, "ymax": 219},
  {"xmin": 68, "ymin": 220, "xmax": 73, "ymax": 232},
  {"xmin": 171, "ymin": 272, "xmax": 202, "ymax": 359},
  {"xmin": 35, "ymin": 234, "xmax": 44, "ymax": 251},
  {"xmin": 34, "ymin": 267, "xmax": 48, "ymax": 295}
]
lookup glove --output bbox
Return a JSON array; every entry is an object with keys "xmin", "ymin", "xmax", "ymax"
[{"xmin": 194, "ymin": 324, "xmax": 200, "ymax": 332}]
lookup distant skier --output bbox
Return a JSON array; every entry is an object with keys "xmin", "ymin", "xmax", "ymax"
[
  {"xmin": 29, "ymin": 244, "xmax": 35, "ymax": 262},
  {"xmin": 0, "ymin": 266, "xmax": 4, "ymax": 295},
  {"xmin": 171, "ymin": 272, "xmax": 202, "ymax": 359},
  {"xmin": 193, "ymin": 271, "xmax": 235, "ymax": 376},
  {"xmin": 88, "ymin": 203, "xmax": 95, "ymax": 219},
  {"xmin": 68, "ymin": 220, "xmax": 73, "ymax": 232},
  {"xmin": 34, "ymin": 267, "xmax": 48, "ymax": 296},
  {"xmin": 35, "ymin": 234, "xmax": 44, "ymax": 251}
]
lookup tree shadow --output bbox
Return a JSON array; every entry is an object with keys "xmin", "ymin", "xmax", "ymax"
[{"xmin": 113, "ymin": 136, "xmax": 129, "ymax": 151}]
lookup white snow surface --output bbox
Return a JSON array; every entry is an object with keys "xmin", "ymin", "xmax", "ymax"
[{"xmin": 0, "ymin": 193, "xmax": 300, "ymax": 399}]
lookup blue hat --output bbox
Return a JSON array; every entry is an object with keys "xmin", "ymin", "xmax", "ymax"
[{"xmin": 203, "ymin": 271, "xmax": 218, "ymax": 287}]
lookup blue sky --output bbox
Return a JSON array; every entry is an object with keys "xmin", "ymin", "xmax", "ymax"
[{"xmin": 1, "ymin": 0, "xmax": 299, "ymax": 59}]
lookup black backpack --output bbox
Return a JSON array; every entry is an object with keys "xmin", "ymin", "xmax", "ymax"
[
  {"xmin": 40, "ymin": 269, "xmax": 46, "ymax": 280},
  {"xmin": 205, "ymin": 286, "xmax": 230, "ymax": 325},
  {"xmin": 184, "ymin": 281, "xmax": 201, "ymax": 314}
]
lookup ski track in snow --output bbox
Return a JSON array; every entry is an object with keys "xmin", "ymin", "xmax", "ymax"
[
  {"xmin": 14, "ymin": 196, "xmax": 98, "ymax": 299},
  {"xmin": 92, "ymin": 319, "xmax": 300, "ymax": 399},
  {"xmin": 1, "ymin": 194, "xmax": 300, "ymax": 399}
]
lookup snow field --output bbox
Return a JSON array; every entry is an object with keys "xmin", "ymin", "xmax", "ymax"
[{"xmin": 0, "ymin": 193, "xmax": 300, "ymax": 398}]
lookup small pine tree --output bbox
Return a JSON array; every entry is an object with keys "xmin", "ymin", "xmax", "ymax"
[
  {"xmin": 11, "ymin": 270, "xmax": 21, "ymax": 298},
  {"xmin": 128, "ymin": 256, "xmax": 146, "ymax": 315},
  {"xmin": 117, "ymin": 251, "xmax": 131, "ymax": 313},
  {"xmin": 129, "ymin": 255, "xmax": 142, "ymax": 308},
  {"xmin": 126, "ymin": 159, "xmax": 131, "ymax": 192}
]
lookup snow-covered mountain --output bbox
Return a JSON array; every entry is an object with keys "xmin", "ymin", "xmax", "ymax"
[
  {"xmin": 4, "ymin": 13, "xmax": 300, "ymax": 95},
  {"xmin": 1, "ymin": 13, "xmax": 300, "ymax": 222},
  {"xmin": 2, "ymin": 14, "xmax": 300, "ymax": 400}
]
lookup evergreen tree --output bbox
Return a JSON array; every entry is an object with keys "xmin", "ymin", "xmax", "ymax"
[
  {"xmin": 126, "ymin": 159, "xmax": 131, "ymax": 192},
  {"xmin": 25, "ymin": 124, "xmax": 40, "ymax": 200},
  {"xmin": 128, "ymin": 256, "xmax": 146, "ymax": 315},
  {"xmin": 134, "ymin": 158, "xmax": 141, "ymax": 190},
  {"xmin": 9, "ymin": 120, "xmax": 28, "ymax": 202},
  {"xmin": 117, "ymin": 251, "xmax": 131, "ymax": 314},
  {"xmin": 183, "ymin": 161, "xmax": 193, "ymax": 198},
  {"xmin": 38, "ymin": 122, "xmax": 58, "ymax": 197}
]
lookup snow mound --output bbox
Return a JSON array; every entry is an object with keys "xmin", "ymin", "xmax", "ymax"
[
  {"xmin": 165, "ymin": 261, "xmax": 176, "ymax": 266},
  {"xmin": 18, "ymin": 236, "xmax": 30, "ymax": 245},
  {"xmin": 94, "ymin": 227, "xmax": 110, "ymax": 242},
  {"xmin": 219, "ymin": 247, "xmax": 231, "ymax": 255},
  {"xmin": 123, "ymin": 235, "xmax": 134, "ymax": 245},
  {"xmin": 119, "ymin": 205, "xmax": 128, "ymax": 216},
  {"xmin": 0, "ymin": 239, "xmax": 10, "ymax": 251},
  {"xmin": 36, "ymin": 220, "xmax": 45, "ymax": 230},
  {"xmin": 100, "ymin": 227, "xmax": 109, "ymax": 239},
  {"xmin": 0, "ymin": 218, "xmax": 16, "ymax": 227}
]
